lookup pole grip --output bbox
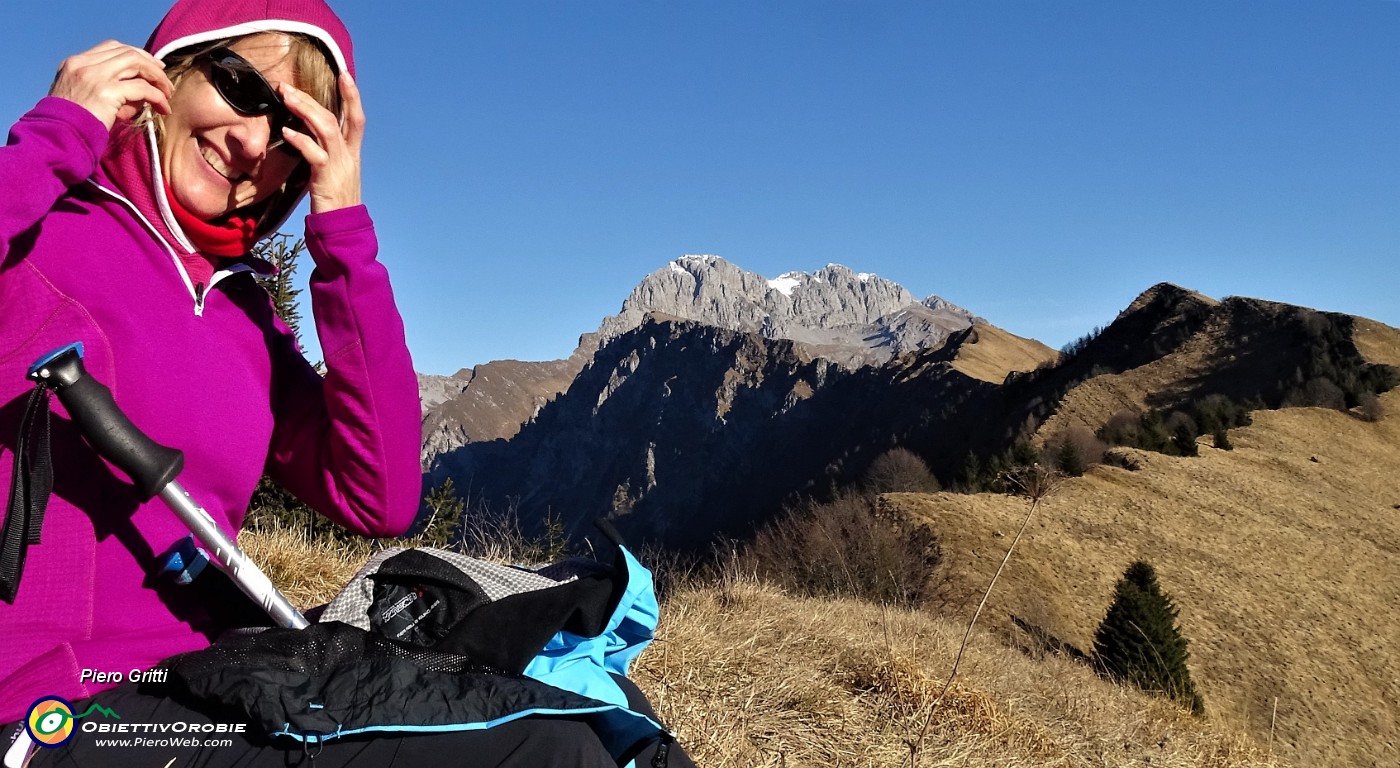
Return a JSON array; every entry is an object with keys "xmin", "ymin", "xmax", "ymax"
[
  {"xmin": 26, "ymin": 343, "xmax": 308, "ymax": 629},
  {"xmin": 27, "ymin": 344, "xmax": 184, "ymax": 501}
]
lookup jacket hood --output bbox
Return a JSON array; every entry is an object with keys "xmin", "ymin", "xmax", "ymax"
[
  {"xmin": 146, "ymin": 0, "xmax": 355, "ymax": 77},
  {"xmin": 141, "ymin": 0, "xmax": 356, "ymax": 248}
]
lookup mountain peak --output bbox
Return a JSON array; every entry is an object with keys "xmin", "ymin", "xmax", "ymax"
[
  {"xmin": 1123, "ymin": 282, "xmax": 1219, "ymax": 316},
  {"xmin": 673, "ymin": 254, "xmax": 732, "ymax": 271},
  {"xmin": 586, "ymin": 255, "xmax": 979, "ymax": 367}
]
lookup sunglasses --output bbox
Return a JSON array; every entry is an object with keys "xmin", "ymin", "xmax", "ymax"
[{"xmin": 205, "ymin": 47, "xmax": 308, "ymax": 156}]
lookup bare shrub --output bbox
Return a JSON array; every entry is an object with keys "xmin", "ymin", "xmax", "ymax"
[
  {"xmin": 864, "ymin": 447, "xmax": 941, "ymax": 494},
  {"xmin": 1100, "ymin": 409, "xmax": 1142, "ymax": 446},
  {"xmin": 1284, "ymin": 377, "xmax": 1347, "ymax": 410},
  {"xmin": 450, "ymin": 499, "xmax": 568, "ymax": 565},
  {"xmin": 1358, "ymin": 392, "xmax": 1384, "ymax": 423},
  {"xmin": 1043, "ymin": 425, "xmax": 1107, "ymax": 477},
  {"xmin": 746, "ymin": 492, "xmax": 940, "ymax": 607},
  {"xmin": 1164, "ymin": 411, "xmax": 1197, "ymax": 436},
  {"xmin": 1304, "ymin": 377, "xmax": 1347, "ymax": 410}
]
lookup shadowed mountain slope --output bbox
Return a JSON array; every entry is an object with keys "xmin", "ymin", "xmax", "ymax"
[
  {"xmin": 431, "ymin": 283, "xmax": 1396, "ymax": 557},
  {"xmin": 418, "ymin": 256, "xmax": 994, "ymax": 463}
]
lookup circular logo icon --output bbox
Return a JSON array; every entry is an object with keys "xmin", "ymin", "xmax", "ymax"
[{"xmin": 25, "ymin": 697, "xmax": 77, "ymax": 748}]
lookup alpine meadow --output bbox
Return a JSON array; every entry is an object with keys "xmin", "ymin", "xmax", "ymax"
[{"xmin": 248, "ymin": 252, "xmax": 1400, "ymax": 767}]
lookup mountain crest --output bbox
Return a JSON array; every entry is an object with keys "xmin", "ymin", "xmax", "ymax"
[{"xmin": 589, "ymin": 255, "xmax": 979, "ymax": 367}]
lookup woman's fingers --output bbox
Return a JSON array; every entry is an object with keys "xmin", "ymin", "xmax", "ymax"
[
  {"xmin": 280, "ymin": 126, "xmax": 328, "ymax": 165},
  {"xmin": 338, "ymin": 72, "xmax": 366, "ymax": 153},
  {"xmin": 70, "ymin": 44, "xmax": 171, "ymax": 95},
  {"xmin": 92, "ymin": 47, "xmax": 173, "ymax": 95},
  {"xmin": 115, "ymin": 80, "xmax": 171, "ymax": 121},
  {"xmin": 278, "ymin": 83, "xmax": 340, "ymax": 147},
  {"xmin": 276, "ymin": 78, "xmax": 362, "ymax": 214},
  {"xmin": 50, "ymin": 42, "xmax": 172, "ymax": 128}
]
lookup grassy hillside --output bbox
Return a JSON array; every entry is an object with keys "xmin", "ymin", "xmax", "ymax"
[
  {"xmin": 241, "ymin": 527, "xmax": 1280, "ymax": 767},
  {"xmin": 235, "ymin": 314, "xmax": 1399, "ymax": 767},
  {"xmin": 632, "ymin": 578, "xmax": 1273, "ymax": 767},
  {"xmin": 887, "ymin": 322, "xmax": 1400, "ymax": 767}
]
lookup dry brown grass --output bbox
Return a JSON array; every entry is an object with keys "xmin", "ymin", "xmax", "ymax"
[
  {"xmin": 891, "ymin": 384, "xmax": 1400, "ymax": 767},
  {"xmin": 226, "ymin": 317, "xmax": 1400, "ymax": 766},
  {"xmin": 950, "ymin": 323, "xmax": 1059, "ymax": 384},
  {"xmin": 239, "ymin": 526, "xmax": 373, "ymax": 608},
  {"xmin": 634, "ymin": 574, "xmax": 1274, "ymax": 767},
  {"xmin": 238, "ymin": 525, "xmax": 1277, "ymax": 768}
]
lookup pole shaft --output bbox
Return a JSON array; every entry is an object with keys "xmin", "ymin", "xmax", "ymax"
[{"xmin": 159, "ymin": 483, "xmax": 309, "ymax": 629}]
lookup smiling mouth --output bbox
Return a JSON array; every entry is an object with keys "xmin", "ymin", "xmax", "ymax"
[{"xmin": 200, "ymin": 144, "xmax": 246, "ymax": 183}]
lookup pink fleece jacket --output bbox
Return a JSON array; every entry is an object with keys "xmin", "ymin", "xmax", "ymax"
[{"xmin": 0, "ymin": 0, "xmax": 420, "ymax": 724}]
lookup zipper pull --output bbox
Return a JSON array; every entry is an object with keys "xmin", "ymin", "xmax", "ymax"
[{"xmin": 194, "ymin": 282, "xmax": 206, "ymax": 312}]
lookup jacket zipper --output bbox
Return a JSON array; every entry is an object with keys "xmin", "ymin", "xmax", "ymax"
[
  {"xmin": 87, "ymin": 180, "xmax": 202, "ymax": 314},
  {"xmin": 87, "ymin": 181, "xmax": 265, "ymax": 318},
  {"xmin": 651, "ymin": 734, "xmax": 672, "ymax": 768}
]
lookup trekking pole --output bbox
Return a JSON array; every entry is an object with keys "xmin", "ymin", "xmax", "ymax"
[{"xmin": 26, "ymin": 343, "xmax": 309, "ymax": 629}]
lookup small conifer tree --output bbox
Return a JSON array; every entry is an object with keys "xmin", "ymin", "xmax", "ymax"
[
  {"xmin": 958, "ymin": 453, "xmax": 984, "ymax": 493},
  {"xmin": 1093, "ymin": 561, "xmax": 1205, "ymax": 715},
  {"xmin": 1170, "ymin": 423, "xmax": 1199, "ymax": 457},
  {"xmin": 253, "ymin": 234, "xmax": 306, "ymax": 348},
  {"xmin": 1212, "ymin": 427, "xmax": 1233, "ymax": 451},
  {"xmin": 420, "ymin": 477, "xmax": 467, "ymax": 550},
  {"xmin": 244, "ymin": 234, "xmax": 318, "ymax": 534},
  {"xmin": 1054, "ymin": 436, "xmax": 1086, "ymax": 477}
]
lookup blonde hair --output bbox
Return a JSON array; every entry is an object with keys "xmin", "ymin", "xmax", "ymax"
[{"xmin": 143, "ymin": 32, "xmax": 340, "ymax": 228}]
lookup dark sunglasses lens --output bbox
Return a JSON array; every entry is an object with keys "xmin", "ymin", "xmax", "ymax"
[
  {"xmin": 210, "ymin": 54, "xmax": 277, "ymax": 115},
  {"xmin": 209, "ymin": 51, "xmax": 303, "ymax": 157}
]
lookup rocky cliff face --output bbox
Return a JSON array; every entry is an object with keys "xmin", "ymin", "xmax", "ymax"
[
  {"xmin": 418, "ymin": 255, "xmax": 987, "ymax": 465},
  {"xmin": 582, "ymin": 255, "xmax": 980, "ymax": 367},
  {"xmin": 418, "ymin": 356, "xmax": 585, "ymax": 465},
  {"xmin": 429, "ymin": 316, "xmax": 1035, "ymax": 548}
]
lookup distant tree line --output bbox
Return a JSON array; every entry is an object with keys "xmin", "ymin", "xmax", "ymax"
[
  {"xmin": 1099, "ymin": 394, "xmax": 1257, "ymax": 457},
  {"xmin": 1280, "ymin": 312, "xmax": 1398, "ymax": 412},
  {"xmin": 1058, "ymin": 325, "xmax": 1106, "ymax": 362}
]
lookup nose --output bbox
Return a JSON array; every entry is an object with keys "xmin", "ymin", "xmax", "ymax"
[{"xmin": 228, "ymin": 113, "xmax": 278, "ymax": 163}]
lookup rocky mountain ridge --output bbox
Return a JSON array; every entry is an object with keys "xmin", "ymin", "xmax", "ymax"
[
  {"xmin": 418, "ymin": 256, "xmax": 990, "ymax": 464},
  {"xmin": 582, "ymin": 255, "xmax": 981, "ymax": 366},
  {"xmin": 427, "ymin": 282, "xmax": 1397, "ymax": 550}
]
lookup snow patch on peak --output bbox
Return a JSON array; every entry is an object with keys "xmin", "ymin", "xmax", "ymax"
[
  {"xmin": 677, "ymin": 254, "xmax": 724, "ymax": 266},
  {"xmin": 857, "ymin": 272, "xmax": 874, "ymax": 283},
  {"xmin": 767, "ymin": 274, "xmax": 803, "ymax": 296}
]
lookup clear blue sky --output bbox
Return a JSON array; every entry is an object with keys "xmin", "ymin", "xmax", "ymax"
[{"xmin": 5, "ymin": 1, "xmax": 1398, "ymax": 375}]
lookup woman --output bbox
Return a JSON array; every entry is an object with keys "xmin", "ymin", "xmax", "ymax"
[
  {"xmin": 0, "ymin": 0, "xmax": 424, "ymax": 751},
  {"xmin": 1, "ymin": 2, "xmax": 689, "ymax": 765}
]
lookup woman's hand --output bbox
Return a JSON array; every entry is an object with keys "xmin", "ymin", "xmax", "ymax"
[
  {"xmin": 278, "ymin": 72, "xmax": 364, "ymax": 214},
  {"xmin": 49, "ymin": 41, "xmax": 173, "ymax": 130}
]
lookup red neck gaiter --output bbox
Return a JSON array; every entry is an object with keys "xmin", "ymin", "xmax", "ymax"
[{"xmin": 163, "ymin": 182, "xmax": 260, "ymax": 258}]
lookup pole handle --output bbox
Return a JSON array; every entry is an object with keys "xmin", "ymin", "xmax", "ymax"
[
  {"xmin": 25, "ymin": 343, "xmax": 308, "ymax": 629},
  {"xmin": 28, "ymin": 344, "xmax": 183, "ymax": 501}
]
